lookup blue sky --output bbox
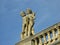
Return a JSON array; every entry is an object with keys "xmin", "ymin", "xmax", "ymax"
[{"xmin": 0, "ymin": 0, "xmax": 60, "ymax": 45}]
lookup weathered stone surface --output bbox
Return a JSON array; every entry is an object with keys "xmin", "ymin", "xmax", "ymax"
[{"xmin": 16, "ymin": 9, "xmax": 60, "ymax": 45}]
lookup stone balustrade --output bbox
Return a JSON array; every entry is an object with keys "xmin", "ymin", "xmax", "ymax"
[
  {"xmin": 16, "ymin": 22, "xmax": 60, "ymax": 45},
  {"xmin": 31, "ymin": 23, "xmax": 60, "ymax": 45}
]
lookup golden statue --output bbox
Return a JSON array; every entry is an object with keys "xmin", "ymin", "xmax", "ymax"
[
  {"xmin": 26, "ymin": 8, "xmax": 35, "ymax": 36},
  {"xmin": 20, "ymin": 8, "xmax": 35, "ymax": 40},
  {"xmin": 20, "ymin": 11, "xmax": 28, "ymax": 39}
]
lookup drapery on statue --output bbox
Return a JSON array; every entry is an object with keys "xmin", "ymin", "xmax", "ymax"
[
  {"xmin": 26, "ymin": 8, "xmax": 35, "ymax": 36},
  {"xmin": 20, "ymin": 11, "xmax": 28, "ymax": 39},
  {"xmin": 20, "ymin": 8, "xmax": 35, "ymax": 40}
]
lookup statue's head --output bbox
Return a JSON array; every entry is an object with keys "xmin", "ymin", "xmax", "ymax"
[
  {"xmin": 26, "ymin": 8, "xmax": 32, "ymax": 14},
  {"xmin": 20, "ymin": 11, "xmax": 26, "ymax": 17}
]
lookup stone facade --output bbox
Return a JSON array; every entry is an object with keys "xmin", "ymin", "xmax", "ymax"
[{"xmin": 16, "ymin": 9, "xmax": 60, "ymax": 45}]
